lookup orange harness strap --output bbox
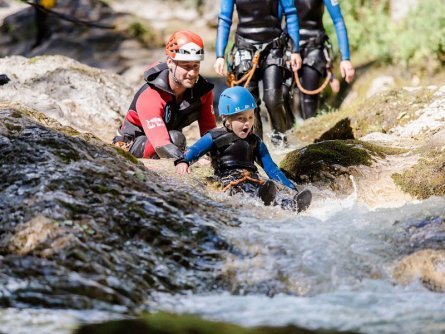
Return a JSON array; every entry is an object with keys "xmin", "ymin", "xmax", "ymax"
[
  {"xmin": 114, "ymin": 141, "xmax": 132, "ymax": 152},
  {"xmin": 226, "ymin": 52, "xmax": 261, "ymax": 88},
  {"xmin": 222, "ymin": 170, "xmax": 265, "ymax": 192},
  {"xmin": 294, "ymin": 67, "xmax": 332, "ymax": 95}
]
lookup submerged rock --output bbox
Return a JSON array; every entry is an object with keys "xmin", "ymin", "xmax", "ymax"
[
  {"xmin": 394, "ymin": 249, "xmax": 445, "ymax": 293},
  {"xmin": 391, "ymin": 216, "xmax": 445, "ymax": 292},
  {"xmin": 0, "ymin": 107, "xmax": 238, "ymax": 312}
]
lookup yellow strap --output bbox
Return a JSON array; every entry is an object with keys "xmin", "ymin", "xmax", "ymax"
[{"xmin": 39, "ymin": 0, "xmax": 56, "ymax": 9}]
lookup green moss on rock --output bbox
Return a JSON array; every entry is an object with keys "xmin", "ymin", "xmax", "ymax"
[
  {"xmin": 280, "ymin": 140, "xmax": 405, "ymax": 182},
  {"xmin": 292, "ymin": 87, "xmax": 435, "ymax": 144},
  {"xmin": 113, "ymin": 146, "xmax": 139, "ymax": 164},
  {"xmin": 392, "ymin": 149, "xmax": 445, "ymax": 199},
  {"xmin": 75, "ymin": 311, "xmax": 353, "ymax": 334}
]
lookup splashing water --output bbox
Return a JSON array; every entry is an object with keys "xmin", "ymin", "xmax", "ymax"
[{"xmin": 151, "ymin": 190, "xmax": 445, "ymax": 333}]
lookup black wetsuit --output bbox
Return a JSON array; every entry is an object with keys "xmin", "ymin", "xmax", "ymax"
[
  {"xmin": 283, "ymin": 0, "xmax": 351, "ymax": 120},
  {"xmin": 216, "ymin": 0, "xmax": 300, "ymax": 138}
]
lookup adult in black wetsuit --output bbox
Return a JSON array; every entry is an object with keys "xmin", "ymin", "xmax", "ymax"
[
  {"xmin": 283, "ymin": 0, "xmax": 355, "ymax": 120},
  {"xmin": 214, "ymin": 0, "xmax": 302, "ymax": 146}
]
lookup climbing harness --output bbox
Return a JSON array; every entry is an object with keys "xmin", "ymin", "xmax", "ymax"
[
  {"xmin": 226, "ymin": 33, "xmax": 288, "ymax": 88},
  {"xmin": 226, "ymin": 51, "xmax": 260, "ymax": 88},
  {"xmin": 23, "ymin": 0, "xmax": 115, "ymax": 29},
  {"xmin": 222, "ymin": 170, "xmax": 265, "ymax": 192}
]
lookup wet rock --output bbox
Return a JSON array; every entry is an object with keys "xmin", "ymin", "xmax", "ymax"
[
  {"xmin": 394, "ymin": 249, "xmax": 445, "ymax": 292},
  {"xmin": 391, "ymin": 216, "xmax": 445, "ymax": 292},
  {"xmin": 0, "ymin": 107, "xmax": 237, "ymax": 311}
]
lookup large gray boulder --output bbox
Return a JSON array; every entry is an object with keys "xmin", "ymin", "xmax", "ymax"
[
  {"xmin": 0, "ymin": 55, "xmax": 133, "ymax": 142},
  {"xmin": 0, "ymin": 106, "xmax": 236, "ymax": 311}
]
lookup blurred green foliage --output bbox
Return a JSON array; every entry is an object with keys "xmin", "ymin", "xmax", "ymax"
[
  {"xmin": 128, "ymin": 20, "xmax": 162, "ymax": 47},
  {"xmin": 324, "ymin": 0, "xmax": 445, "ymax": 72}
]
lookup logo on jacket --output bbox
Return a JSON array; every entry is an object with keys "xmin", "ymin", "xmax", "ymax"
[
  {"xmin": 164, "ymin": 104, "xmax": 172, "ymax": 124},
  {"xmin": 146, "ymin": 117, "xmax": 164, "ymax": 129}
]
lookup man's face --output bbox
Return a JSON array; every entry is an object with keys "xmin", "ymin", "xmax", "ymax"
[{"xmin": 168, "ymin": 59, "xmax": 201, "ymax": 88}]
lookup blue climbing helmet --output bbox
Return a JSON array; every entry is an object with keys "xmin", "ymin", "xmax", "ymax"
[{"xmin": 218, "ymin": 86, "xmax": 257, "ymax": 116}]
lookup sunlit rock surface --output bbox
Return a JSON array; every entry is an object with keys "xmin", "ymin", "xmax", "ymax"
[
  {"xmin": 285, "ymin": 85, "xmax": 445, "ymax": 205},
  {"xmin": 0, "ymin": 107, "xmax": 237, "ymax": 311},
  {"xmin": 0, "ymin": 55, "xmax": 132, "ymax": 142}
]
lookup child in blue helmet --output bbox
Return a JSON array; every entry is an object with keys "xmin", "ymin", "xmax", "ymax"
[{"xmin": 175, "ymin": 86, "xmax": 311, "ymax": 212}]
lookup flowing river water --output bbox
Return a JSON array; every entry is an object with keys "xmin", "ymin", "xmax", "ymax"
[
  {"xmin": 2, "ymin": 116, "xmax": 445, "ymax": 334},
  {"xmin": 151, "ymin": 189, "xmax": 445, "ymax": 334},
  {"xmin": 1, "ymin": 175, "xmax": 445, "ymax": 334}
]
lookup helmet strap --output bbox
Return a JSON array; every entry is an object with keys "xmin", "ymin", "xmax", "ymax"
[{"xmin": 171, "ymin": 62, "xmax": 182, "ymax": 87}]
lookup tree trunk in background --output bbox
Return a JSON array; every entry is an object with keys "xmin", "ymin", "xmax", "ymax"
[{"xmin": 390, "ymin": 0, "xmax": 419, "ymax": 22}]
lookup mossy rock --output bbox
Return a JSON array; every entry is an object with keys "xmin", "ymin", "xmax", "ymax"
[
  {"xmin": 280, "ymin": 140, "xmax": 405, "ymax": 187},
  {"xmin": 292, "ymin": 87, "xmax": 435, "ymax": 144},
  {"xmin": 75, "ymin": 312, "xmax": 356, "ymax": 334},
  {"xmin": 392, "ymin": 149, "xmax": 445, "ymax": 199}
]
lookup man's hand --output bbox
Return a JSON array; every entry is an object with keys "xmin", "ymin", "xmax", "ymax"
[
  {"xmin": 175, "ymin": 162, "xmax": 190, "ymax": 175},
  {"xmin": 291, "ymin": 53, "xmax": 302, "ymax": 71},
  {"xmin": 340, "ymin": 60, "xmax": 355, "ymax": 84},
  {"xmin": 214, "ymin": 57, "xmax": 226, "ymax": 76}
]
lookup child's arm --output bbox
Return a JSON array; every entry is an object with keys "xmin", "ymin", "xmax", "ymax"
[
  {"xmin": 257, "ymin": 141, "xmax": 296, "ymax": 190},
  {"xmin": 174, "ymin": 133, "xmax": 214, "ymax": 175}
]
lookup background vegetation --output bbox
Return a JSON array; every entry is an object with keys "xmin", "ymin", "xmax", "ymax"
[{"xmin": 324, "ymin": 0, "xmax": 445, "ymax": 73}]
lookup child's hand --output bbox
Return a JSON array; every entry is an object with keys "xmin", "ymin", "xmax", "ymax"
[{"xmin": 175, "ymin": 162, "xmax": 190, "ymax": 175}]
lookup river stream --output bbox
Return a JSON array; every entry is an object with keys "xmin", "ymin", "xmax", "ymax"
[{"xmin": 150, "ymin": 189, "xmax": 445, "ymax": 334}]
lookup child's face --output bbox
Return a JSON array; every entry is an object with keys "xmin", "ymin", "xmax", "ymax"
[{"xmin": 226, "ymin": 109, "xmax": 255, "ymax": 139}]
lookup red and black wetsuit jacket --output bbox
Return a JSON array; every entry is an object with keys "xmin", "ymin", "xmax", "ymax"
[{"xmin": 116, "ymin": 62, "xmax": 216, "ymax": 158}]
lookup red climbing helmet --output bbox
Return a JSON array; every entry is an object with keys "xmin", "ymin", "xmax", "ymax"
[{"xmin": 165, "ymin": 30, "xmax": 205, "ymax": 61}]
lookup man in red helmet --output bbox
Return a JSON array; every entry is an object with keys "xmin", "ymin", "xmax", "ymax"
[{"xmin": 113, "ymin": 30, "xmax": 216, "ymax": 159}]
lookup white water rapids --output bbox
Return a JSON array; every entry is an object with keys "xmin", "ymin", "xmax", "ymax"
[{"xmin": 150, "ymin": 185, "xmax": 445, "ymax": 334}]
